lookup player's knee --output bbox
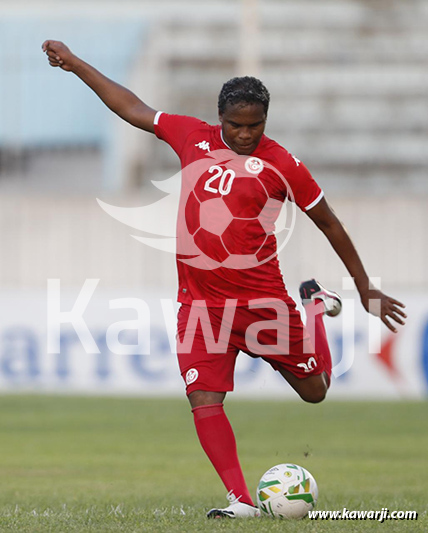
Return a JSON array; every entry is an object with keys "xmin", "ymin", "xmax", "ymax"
[
  {"xmin": 304, "ymin": 389, "xmax": 327, "ymax": 404},
  {"xmin": 188, "ymin": 390, "xmax": 226, "ymax": 409},
  {"xmin": 300, "ymin": 381, "xmax": 328, "ymax": 404}
]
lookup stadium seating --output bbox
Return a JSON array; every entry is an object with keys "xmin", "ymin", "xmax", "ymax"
[{"xmin": 0, "ymin": 0, "xmax": 427, "ymax": 290}]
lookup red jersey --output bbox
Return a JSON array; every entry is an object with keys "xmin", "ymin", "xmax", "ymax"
[{"xmin": 154, "ymin": 112, "xmax": 323, "ymax": 306}]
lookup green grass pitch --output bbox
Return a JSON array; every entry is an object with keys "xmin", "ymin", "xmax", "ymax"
[{"xmin": 0, "ymin": 395, "xmax": 426, "ymax": 532}]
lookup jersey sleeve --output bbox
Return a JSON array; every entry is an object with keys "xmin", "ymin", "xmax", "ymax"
[
  {"xmin": 286, "ymin": 158, "xmax": 324, "ymax": 212},
  {"xmin": 154, "ymin": 112, "xmax": 204, "ymax": 157}
]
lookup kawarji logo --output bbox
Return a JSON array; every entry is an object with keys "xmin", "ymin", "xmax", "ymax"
[{"xmin": 97, "ymin": 149, "xmax": 297, "ymax": 271}]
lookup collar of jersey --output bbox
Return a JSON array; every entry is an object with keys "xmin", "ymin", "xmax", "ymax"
[
  {"xmin": 220, "ymin": 129, "xmax": 233, "ymax": 150},
  {"xmin": 219, "ymin": 127, "xmax": 264, "ymax": 155}
]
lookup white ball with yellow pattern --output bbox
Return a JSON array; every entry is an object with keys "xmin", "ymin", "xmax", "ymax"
[{"xmin": 256, "ymin": 463, "xmax": 318, "ymax": 519}]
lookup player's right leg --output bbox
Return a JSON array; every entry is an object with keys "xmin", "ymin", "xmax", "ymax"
[
  {"xmin": 189, "ymin": 389, "xmax": 260, "ymax": 518},
  {"xmin": 176, "ymin": 304, "xmax": 259, "ymax": 518}
]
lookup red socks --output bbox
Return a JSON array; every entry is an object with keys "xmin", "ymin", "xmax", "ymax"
[
  {"xmin": 192, "ymin": 403, "xmax": 254, "ymax": 506},
  {"xmin": 304, "ymin": 300, "xmax": 332, "ymax": 382},
  {"xmin": 190, "ymin": 304, "xmax": 332, "ymax": 504}
]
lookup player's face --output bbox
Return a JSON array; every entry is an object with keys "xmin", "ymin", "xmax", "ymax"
[{"xmin": 219, "ymin": 102, "xmax": 266, "ymax": 155}]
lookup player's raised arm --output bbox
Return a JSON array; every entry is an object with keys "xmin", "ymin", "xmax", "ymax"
[
  {"xmin": 41, "ymin": 40, "xmax": 157, "ymax": 133},
  {"xmin": 306, "ymin": 197, "xmax": 407, "ymax": 332}
]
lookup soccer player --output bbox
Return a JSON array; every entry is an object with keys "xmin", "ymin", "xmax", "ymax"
[{"xmin": 42, "ymin": 40, "xmax": 406, "ymax": 518}]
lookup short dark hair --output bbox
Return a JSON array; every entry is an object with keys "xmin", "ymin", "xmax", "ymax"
[{"xmin": 218, "ymin": 76, "xmax": 270, "ymax": 115}]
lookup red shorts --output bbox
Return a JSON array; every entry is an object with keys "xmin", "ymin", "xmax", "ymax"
[{"xmin": 176, "ymin": 297, "xmax": 325, "ymax": 395}]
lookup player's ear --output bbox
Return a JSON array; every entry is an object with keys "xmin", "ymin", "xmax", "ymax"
[{"xmin": 218, "ymin": 111, "xmax": 223, "ymax": 124}]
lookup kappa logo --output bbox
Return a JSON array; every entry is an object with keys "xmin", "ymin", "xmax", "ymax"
[
  {"xmin": 297, "ymin": 356, "xmax": 317, "ymax": 373},
  {"xmin": 186, "ymin": 368, "xmax": 199, "ymax": 385},
  {"xmin": 245, "ymin": 156, "xmax": 264, "ymax": 174},
  {"xmin": 195, "ymin": 141, "xmax": 210, "ymax": 152},
  {"xmin": 292, "ymin": 155, "xmax": 301, "ymax": 167}
]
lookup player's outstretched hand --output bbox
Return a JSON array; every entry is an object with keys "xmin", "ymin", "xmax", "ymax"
[
  {"xmin": 42, "ymin": 40, "xmax": 76, "ymax": 72},
  {"xmin": 360, "ymin": 288, "xmax": 406, "ymax": 333}
]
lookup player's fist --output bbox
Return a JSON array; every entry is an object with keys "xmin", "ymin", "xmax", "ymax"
[{"xmin": 41, "ymin": 40, "xmax": 76, "ymax": 71}]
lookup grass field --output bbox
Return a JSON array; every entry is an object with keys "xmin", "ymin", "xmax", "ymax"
[{"xmin": 0, "ymin": 396, "xmax": 426, "ymax": 532}]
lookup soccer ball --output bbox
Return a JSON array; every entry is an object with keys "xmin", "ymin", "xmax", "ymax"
[
  {"xmin": 184, "ymin": 166, "xmax": 293, "ymax": 270},
  {"xmin": 256, "ymin": 463, "xmax": 318, "ymax": 519}
]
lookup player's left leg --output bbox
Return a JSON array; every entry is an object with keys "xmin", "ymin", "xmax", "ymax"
[
  {"xmin": 299, "ymin": 279, "xmax": 342, "ymax": 387},
  {"xmin": 276, "ymin": 367, "xmax": 329, "ymax": 403},
  {"xmin": 251, "ymin": 282, "xmax": 341, "ymax": 403},
  {"xmin": 276, "ymin": 280, "xmax": 342, "ymax": 401}
]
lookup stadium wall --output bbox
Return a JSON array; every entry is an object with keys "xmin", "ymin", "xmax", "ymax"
[{"xmin": 0, "ymin": 193, "xmax": 426, "ymax": 290}]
